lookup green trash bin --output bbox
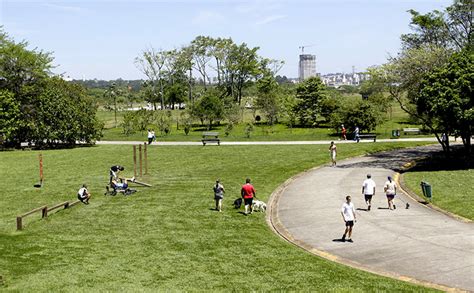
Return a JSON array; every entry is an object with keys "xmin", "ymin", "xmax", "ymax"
[{"xmin": 420, "ymin": 181, "xmax": 432, "ymax": 199}]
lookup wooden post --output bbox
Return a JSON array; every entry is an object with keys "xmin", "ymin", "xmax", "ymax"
[
  {"xmin": 42, "ymin": 207, "xmax": 48, "ymax": 218},
  {"xmin": 144, "ymin": 142, "xmax": 148, "ymax": 175},
  {"xmin": 139, "ymin": 144, "xmax": 143, "ymax": 177},
  {"xmin": 39, "ymin": 153, "xmax": 43, "ymax": 184},
  {"xmin": 133, "ymin": 145, "xmax": 137, "ymax": 178},
  {"xmin": 16, "ymin": 216, "xmax": 22, "ymax": 230}
]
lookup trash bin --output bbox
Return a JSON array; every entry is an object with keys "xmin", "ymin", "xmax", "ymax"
[
  {"xmin": 420, "ymin": 181, "xmax": 432, "ymax": 199},
  {"xmin": 392, "ymin": 129, "xmax": 400, "ymax": 138}
]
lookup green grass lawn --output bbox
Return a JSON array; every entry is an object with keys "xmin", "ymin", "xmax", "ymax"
[
  {"xmin": 403, "ymin": 169, "xmax": 473, "ymax": 220},
  {"xmin": 97, "ymin": 102, "xmax": 428, "ymax": 142},
  {"xmin": 0, "ymin": 142, "xmax": 436, "ymax": 291}
]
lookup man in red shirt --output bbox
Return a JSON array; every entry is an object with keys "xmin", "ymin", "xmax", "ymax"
[{"xmin": 241, "ymin": 178, "xmax": 256, "ymax": 215}]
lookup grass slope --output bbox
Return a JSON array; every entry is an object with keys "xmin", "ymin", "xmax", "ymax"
[
  {"xmin": 0, "ymin": 142, "xmax": 436, "ymax": 291},
  {"xmin": 403, "ymin": 170, "xmax": 473, "ymax": 221}
]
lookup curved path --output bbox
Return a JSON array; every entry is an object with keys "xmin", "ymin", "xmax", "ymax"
[{"xmin": 269, "ymin": 145, "xmax": 474, "ymax": 292}]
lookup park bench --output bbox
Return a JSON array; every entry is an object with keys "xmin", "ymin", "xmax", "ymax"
[
  {"xmin": 358, "ymin": 134, "xmax": 377, "ymax": 142},
  {"xmin": 402, "ymin": 128, "xmax": 421, "ymax": 135},
  {"xmin": 202, "ymin": 132, "xmax": 220, "ymax": 146}
]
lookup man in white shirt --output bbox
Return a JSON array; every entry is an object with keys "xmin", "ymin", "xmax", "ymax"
[
  {"xmin": 384, "ymin": 176, "xmax": 397, "ymax": 210},
  {"xmin": 362, "ymin": 174, "xmax": 376, "ymax": 211},
  {"xmin": 341, "ymin": 195, "xmax": 356, "ymax": 242}
]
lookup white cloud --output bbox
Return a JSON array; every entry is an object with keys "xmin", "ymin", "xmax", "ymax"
[
  {"xmin": 42, "ymin": 2, "xmax": 85, "ymax": 13},
  {"xmin": 255, "ymin": 14, "xmax": 286, "ymax": 25},
  {"xmin": 192, "ymin": 10, "xmax": 225, "ymax": 25}
]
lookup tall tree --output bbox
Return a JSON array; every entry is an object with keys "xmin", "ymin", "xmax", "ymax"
[
  {"xmin": 293, "ymin": 77, "xmax": 327, "ymax": 126},
  {"xmin": 416, "ymin": 49, "xmax": 473, "ymax": 154},
  {"xmin": 135, "ymin": 47, "xmax": 166, "ymax": 110}
]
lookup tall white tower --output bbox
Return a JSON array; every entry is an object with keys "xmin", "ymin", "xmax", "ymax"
[{"xmin": 299, "ymin": 54, "xmax": 317, "ymax": 82}]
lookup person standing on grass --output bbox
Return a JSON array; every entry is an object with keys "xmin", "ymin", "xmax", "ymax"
[
  {"xmin": 78, "ymin": 184, "xmax": 92, "ymax": 204},
  {"xmin": 109, "ymin": 165, "xmax": 125, "ymax": 184},
  {"xmin": 329, "ymin": 141, "xmax": 337, "ymax": 167},
  {"xmin": 213, "ymin": 179, "xmax": 225, "ymax": 212},
  {"xmin": 384, "ymin": 176, "xmax": 397, "ymax": 210},
  {"xmin": 341, "ymin": 195, "xmax": 356, "ymax": 242},
  {"xmin": 362, "ymin": 174, "xmax": 376, "ymax": 211},
  {"xmin": 241, "ymin": 178, "xmax": 256, "ymax": 215}
]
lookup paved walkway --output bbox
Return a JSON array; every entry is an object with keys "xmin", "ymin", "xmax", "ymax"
[
  {"xmin": 269, "ymin": 145, "xmax": 474, "ymax": 292},
  {"xmin": 97, "ymin": 137, "xmax": 440, "ymax": 146}
]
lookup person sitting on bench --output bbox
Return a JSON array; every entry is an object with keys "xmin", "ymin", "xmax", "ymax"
[{"xmin": 77, "ymin": 184, "xmax": 92, "ymax": 204}]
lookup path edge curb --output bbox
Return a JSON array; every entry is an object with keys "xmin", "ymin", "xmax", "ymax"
[{"xmin": 266, "ymin": 160, "xmax": 467, "ymax": 293}]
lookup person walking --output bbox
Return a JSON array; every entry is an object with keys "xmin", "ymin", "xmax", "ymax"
[
  {"xmin": 147, "ymin": 129, "xmax": 153, "ymax": 144},
  {"xmin": 354, "ymin": 126, "xmax": 360, "ymax": 143},
  {"xmin": 329, "ymin": 141, "xmax": 337, "ymax": 167},
  {"xmin": 362, "ymin": 174, "xmax": 376, "ymax": 211},
  {"xmin": 241, "ymin": 178, "xmax": 256, "ymax": 215},
  {"xmin": 384, "ymin": 176, "xmax": 397, "ymax": 210},
  {"xmin": 213, "ymin": 179, "xmax": 225, "ymax": 212},
  {"xmin": 341, "ymin": 124, "xmax": 347, "ymax": 140},
  {"xmin": 341, "ymin": 195, "xmax": 356, "ymax": 242}
]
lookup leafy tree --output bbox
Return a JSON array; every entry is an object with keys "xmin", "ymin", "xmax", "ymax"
[
  {"xmin": 191, "ymin": 90, "xmax": 224, "ymax": 130},
  {"xmin": 103, "ymin": 82, "xmax": 122, "ymax": 127},
  {"xmin": 255, "ymin": 75, "xmax": 280, "ymax": 125},
  {"xmin": 417, "ymin": 49, "xmax": 473, "ymax": 154},
  {"xmin": 0, "ymin": 89, "xmax": 21, "ymax": 143},
  {"xmin": 293, "ymin": 77, "xmax": 327, "ymax": 126},
  {"xmin": 329, "ymin": 100, "xmax": 383, "ymax": 134},
  {"xmin": 135, "ymin": 47, "xmax": 166, "ymax": 110}
]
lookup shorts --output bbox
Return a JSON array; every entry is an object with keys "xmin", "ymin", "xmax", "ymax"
[
  {"xmin": 244, "ymin": 198, "xmax": 253, "ymax": 206},
  {"xmin": 115, "ymin": 182, "xmax": 128, "ymax": 189},
  {"xmin": 345, "ymin": 220, "xmax": 354, "ymax": 227},
  {"xmin": 214, "ymin": 195, "xmax": 223, "ymax": 200},
  {"xmin": 386, "ymin": 194, "xmax": 395, "ymax": 200},
  {"xmin": 78, "ymin": 194, "xmax": 87, "ymax": 202},
  {"xmin": 364, "ymin": 194, "xmax": 373, "ymax": 202}
]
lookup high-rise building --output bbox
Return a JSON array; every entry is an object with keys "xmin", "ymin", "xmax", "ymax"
[{"xmin": 299, "ymin": 54, "xmax": 316, "ymax": 81}]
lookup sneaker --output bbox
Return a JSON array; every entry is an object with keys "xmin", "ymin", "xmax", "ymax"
[
  {"xmin": 131, "ymin": 177, "xmax": 136, "ymax": 182},
  {"xmin": 341, "ymin": 235, "xmax": 346, "ymax": 242},
  {"xmin": 393, "ymin": 204, "xmax": 396, "ymax": 209},
  {"xmin": 368, "ymin": 205, "xmax": 371, "ymax": 211},
  {"xmin": 347, "ymin": 239, "xmax": 353, "ymax": 243}
]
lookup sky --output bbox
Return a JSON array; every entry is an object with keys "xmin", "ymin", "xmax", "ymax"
[{"xmin": 1, "ymin": 0, "xmax": 453, "ymax": 80}]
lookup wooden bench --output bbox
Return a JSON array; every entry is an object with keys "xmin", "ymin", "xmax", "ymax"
[
  {"xmin": 202, "ymin": 132, "xmax": 220, "ymax": 146},
  {"xmin": 358, "ymin": 134, "xmax": 377, "ymax": 142},
  {"xmin": 402, "ymin": 128, "xmax": 421, "ymax": 135}
]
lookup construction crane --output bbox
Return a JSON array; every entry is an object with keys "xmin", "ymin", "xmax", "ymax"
[{"xmin": 299, "ymin": 44, "xmax": 315, "ymax": 54}]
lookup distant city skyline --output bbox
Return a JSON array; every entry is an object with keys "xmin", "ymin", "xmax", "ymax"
[{"xmin": 1, "ymin": 0, "xmax": 452, "ymax": 80}]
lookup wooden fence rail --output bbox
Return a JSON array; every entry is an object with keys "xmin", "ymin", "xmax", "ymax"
[{"xmin": 16, "ymin": 199, "xmax": 82, "ymax": 230}]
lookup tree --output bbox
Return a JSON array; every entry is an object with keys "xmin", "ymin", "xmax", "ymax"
[
  {"xmin": 293, "ymin": 77, "xmax": 327, "ymax": 126},
  {"xmin": 103, "ymin": 82, "xmax": 122, "ymax": 127},
  {"xmin": 416, "ymin": 49, "xmax": 473, "ymax": 154},
  {"xmin": 135, "ymin": 47, "xmax": 166, "ymax": 110},
  {"xmin": 0, "ymin": 90, "xmax": 21, "ymax": 143},
  {"xmin": 190, "ymin": 90, "xmax": 224, "ymax": 130},
  {"xmin": 329, "ymin": 100, "xmax": 383, "ymax": 134},
  {"xmin": 255, "ymin": 75, "xmax": 280, "ymax": 125}
]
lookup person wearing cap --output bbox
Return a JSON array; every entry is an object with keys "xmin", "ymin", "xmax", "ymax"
[
  {"xmin": 341, "ymin": 195, "xmax": 356, "ymax": 242},
  {"xmin": 241, "ymin": 178, "xmax": 256, "ymax": 215},
  {"xmin": 384, "ymin": 176, "xmax": 397, "ymax": 210},
  {"xmin": 362, "ymin": 174, "xmax": 376, "ymax": 211},
  {"xmin": 213, "ymin": 179, "xmax": 225, "ymax": 212},
  {"xmin": 77, "ymin": 184, "xmax": 91, "ymax": 204}
]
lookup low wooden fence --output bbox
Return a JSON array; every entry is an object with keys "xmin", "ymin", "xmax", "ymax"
[{"xmin": 16, "ymin": 199, "xmax": 82, "ymax": 230}]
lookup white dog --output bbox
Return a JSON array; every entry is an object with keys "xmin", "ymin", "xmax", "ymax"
[{"xmin": 252, "ymin": 199, "xmax": 267, "ymax": 212}]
